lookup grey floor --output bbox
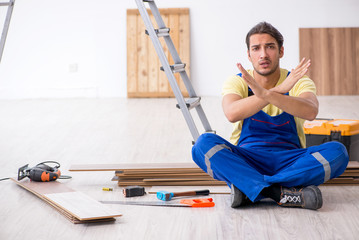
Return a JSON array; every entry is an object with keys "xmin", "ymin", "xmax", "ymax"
[{"xmin": 1, "ymin": 96, "xmax": 359, "ymax": 240}]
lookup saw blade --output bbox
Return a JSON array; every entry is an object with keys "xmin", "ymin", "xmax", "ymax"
[
  {"xmin": 100, "ymin": 200, "xmax": 190, "ymax": 207},
  {"xmin": 17, "ymin": 164, "xmax": 29, "ymax": 181}
]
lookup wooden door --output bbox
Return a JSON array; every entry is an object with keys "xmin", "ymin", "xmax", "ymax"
[
  {"xmin": 299, "ymin": 28, "xmax": 359, "ymax": 95},
  {"xmin": 127, "ymin": 8, "xmax": 190, "ymax": 98}
]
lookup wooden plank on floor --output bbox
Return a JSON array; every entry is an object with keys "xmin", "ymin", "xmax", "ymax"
[
  {"xmin": 70, "ymin": 161, "xmax": 359, "ymax": 172},
  {"xmin": 44, "ymin": 191, "xmax": 122, "ymax": 221},
  {"xmin": 11, "ymin": 178, "xmax": 122, "ymax": 223},
  {"xmin": 348, "ymin": 161, "xmax": 359, "ymax": 168},
  {"xmin": 143, "ymin": 177, "xmax": 214, "ymax": 182},
  {"xmin": 69, "ymin": 162, "xmax": 200, "ymax": 171},
  {"xmin": 117, "ymin": 180, "xmax": 226, "ymax": 186},
  {"xmin": 116, "ymin": 172, "xmax": 208, "ymax": 178}
]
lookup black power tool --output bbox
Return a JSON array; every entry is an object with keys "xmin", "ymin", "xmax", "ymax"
[{"xmin": 18, "ymin": 161, "xmax": 62, "ymax": 182}]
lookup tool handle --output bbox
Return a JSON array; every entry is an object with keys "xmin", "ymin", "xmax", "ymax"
[
  {"xmin": 173, "ymin": 189, "xmax": 210, "ymax": 197},
  {"xmin": 29, "ymin": 168, "xmax": 61, "ymax": 182},
  {"xmin": 180, "ymin": 198, "xmax": 215, "ymax": 207}
]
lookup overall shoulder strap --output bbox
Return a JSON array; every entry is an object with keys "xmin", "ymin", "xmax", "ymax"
[{"xmin": 237, "ymin": 73, "xmax": 254, "ymax": 97}]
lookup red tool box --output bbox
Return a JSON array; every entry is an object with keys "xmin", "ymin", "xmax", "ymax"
[{"xmin": 304, "ymin": 119, "xmax": 359, "ymax": 161}]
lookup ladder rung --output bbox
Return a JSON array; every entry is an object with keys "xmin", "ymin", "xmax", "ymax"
[
  {"xmin": 160, "ymin": 63, "xmax": 186, "ymax": 73},
  {"xmin": 143, "ymin": 0, "xmax": 154, "ymax": 2},
  {"xmin": 145, "ymin": 28, "xmax": 170, "ymax": 37},
  {"xmin": 176, "ymin": 97, "xmax": 201, "ymax": 110},
  {"xmin": 0, "ymin": 2, "xmax": 11, "ymax": 6}
]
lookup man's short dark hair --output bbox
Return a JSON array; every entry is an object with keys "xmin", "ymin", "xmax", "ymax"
[{"xmin": 246, "ymin": 22, "xmax": 284, "ymax": 50}]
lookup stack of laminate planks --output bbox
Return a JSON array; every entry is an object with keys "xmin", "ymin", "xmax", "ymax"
[
  {"xmin": 113, "ymin": 165, "xmax": 226, "ymax": 187},
  {"xmin": 69, "ymin": 161, "xmax": 359, "ymax": 186},
  {"xmin": 324, "ymin": 161, "xmax": 359, "ymax": 185},
  {"xmin": 69, "ymin": 162, "xmax": 226, "ymax": 186},
  {"xmin": 11, "ymin": 178, "xmax": 122, "ymax": 224}
]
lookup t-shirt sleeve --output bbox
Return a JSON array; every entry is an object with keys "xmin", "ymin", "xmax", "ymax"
[
  {"xmin": 290, "ymin": 76, "xmax": 317, "ymax": 97},
  {"xmin": 222, "ymin": 75, "xmax": 247, "ymax": 98}
]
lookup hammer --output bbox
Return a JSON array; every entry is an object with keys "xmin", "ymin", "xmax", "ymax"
[{"xmin": 156, "ymin": 189, "xmax": 210, "ymax": 201}]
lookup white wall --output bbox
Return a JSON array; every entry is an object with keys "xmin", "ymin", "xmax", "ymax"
[{"xmin": 0, "ymin": 0, "xmax": 358, "ymax": 99}]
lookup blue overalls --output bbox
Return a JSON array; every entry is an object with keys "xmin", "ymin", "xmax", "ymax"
[{"xmin": 192, "ymin": 74, "xmax": 349, "ymax": 202}]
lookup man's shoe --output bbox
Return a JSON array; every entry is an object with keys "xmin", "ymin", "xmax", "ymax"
[
  {"xmin": 230, "ymin": 183, "xmax": 251, "ymax": 208},
  {"xmin": 278, "ymin": 185, "xmax": 323, "ymax": 210}
]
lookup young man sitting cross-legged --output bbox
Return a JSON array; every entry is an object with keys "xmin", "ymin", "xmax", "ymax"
[{"xmin": 192, "ymin": 22, "xmax": 349, "ymax": 210}]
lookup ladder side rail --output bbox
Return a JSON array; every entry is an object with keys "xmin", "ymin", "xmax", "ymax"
[
  {"xmin": 178, "ymin": 71, "xmax": 199, "ymax": 98},
  {"xmin": 195, "ymin": 105, "xmax": 213, "ymax": 132},
  {"xmin": 0, "ymin": 0, "xmax": 15, "ymax": 63},
  {"xmin": 178, "ymin": 70, "xmax": 213, "ymax": 132},
  {"xmin": 147, "ymin": 1, "xmax": 194, "ymax": 94},
  {"xmin": 135, "ymin": 0, "xmax": 200, "ymax": 141}
]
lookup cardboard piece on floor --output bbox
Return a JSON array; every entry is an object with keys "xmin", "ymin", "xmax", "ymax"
[{"xmin": 11, "ymin": 178, "xmax": 122, "ymax": 224}]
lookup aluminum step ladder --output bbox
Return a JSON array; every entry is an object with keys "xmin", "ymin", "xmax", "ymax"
[
  {"xmin": 135, "ymin": 0, "xmax": 214, "ymax": 142},
  {"xmin": 0, "ymin": 0, "xmax": 15, "ymax": 63}
]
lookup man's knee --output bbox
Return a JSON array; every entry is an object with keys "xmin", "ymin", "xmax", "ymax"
[
  {"xmin": 196, "ymin": 132, "xmax": 218, "ymax": 143},
  {"xmin": 192, "ymin": 133, "xmax": 215, "ymax": 171},
  {"xmin": 193, "ymin": 133, "xmax": 220, "ymax": 151},
  {"xmin": 192, "ymin": 133, "xmax": 229, "ymax": 167},
  {"xmin": 322, "ymin": 141, "xmax": 349, "ymax": 158},
  {"xmin": 317, "ymin": 141, "xmax": 349, "ymax": 178}
]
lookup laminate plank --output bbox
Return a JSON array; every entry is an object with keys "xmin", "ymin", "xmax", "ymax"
[
  {"xmin": 44, "ymin": 191, "xmax": 122, "ymax": 220},
  {"xmin": 117, "ymin": 180, "xmax": 226, "ymax": 186},
  {"xmin": 142, "ymin": 177, "xmax": 213, "ymax": 182},
  {"xmin": 116, "ymin": 172, "xmax": 207, "ymax": 177},
  {"xmin": 69, "ymin": 162, "xmax": 199, "ymax": 171},
  {"xmin": 11, "ymin": 178, "xmax": 122, "ymax": 222}
]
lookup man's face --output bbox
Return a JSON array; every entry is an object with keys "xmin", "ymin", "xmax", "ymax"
[{"xmin": 247, "ymin": 33, "xmax": 284, "ymax": 76}]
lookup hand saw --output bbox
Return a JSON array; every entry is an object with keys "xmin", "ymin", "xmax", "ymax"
[{"xmin": 100, "ymin": 198, "xmax": 215, "ymax": 208}]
